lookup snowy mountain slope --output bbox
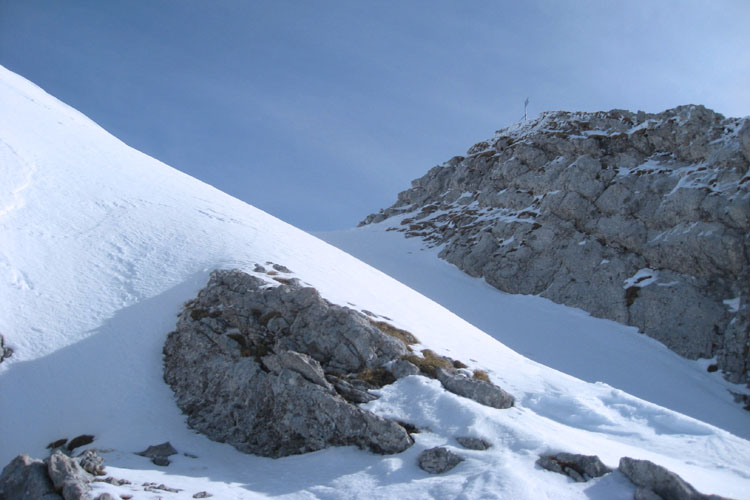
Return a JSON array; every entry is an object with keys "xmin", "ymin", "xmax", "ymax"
[
  {"xmin": 1, "ymin": 65, "xmax": 749, "ymax": 499},
  {"xmin": 320, "ymin": 224, "xmax": 750, "ymax": 439}
]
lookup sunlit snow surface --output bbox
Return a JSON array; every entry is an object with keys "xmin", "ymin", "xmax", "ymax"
[{"xmin": 1, "ymin": 65, "xmax": 749, "ymax": 499}]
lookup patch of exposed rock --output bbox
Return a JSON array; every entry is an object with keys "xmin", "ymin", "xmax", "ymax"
[
  {"xmin": 619, "ymin": 457, "xmax": 732, "ymax": 500},
  {"xmin": 436, "ymin": 367, "xmax": 514, "ymax": 409},
  {"xmin": 0, "ymin": 449, "xmax": 107, "ymax": 500},
  {"xmin": 0, "ymin": 333, "xmax": 13, "ymax": 363},
  {"xmin": 137, "ymin": 442, "xmax": 177, "ymax": 466},
  {"xmin": 361, "ymin": 105, "xmax": 750, "ymax": 384},
  {"xmin": 163, "ymin": 269, "xmax": 414, "ymax": 458},
  {"xmin": 536, "ymin": 452, "xmax": 612, "ymax": 482},
  {"xmin": 418, "ymin": 447, "xmax": 464, "ymax": 474},
  {"xmin": 455, "ymin": 437, "xmax": 492, "ymax": 450}
]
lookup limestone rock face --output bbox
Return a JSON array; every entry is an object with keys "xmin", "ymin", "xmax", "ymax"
[
  {"xmin": 361, "ymin": 105, "xmax": 750, "ymax": 384},
  {"xmin": 163, "ymin": 269, "xmax": 413, "ymax": 458}
]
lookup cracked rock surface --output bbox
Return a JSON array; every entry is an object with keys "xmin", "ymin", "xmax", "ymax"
[
  {"xmin": 362, "ymin": 106, "xmax": 749, "ymax": 384},
  {"xmin": 163, "ymin": 269, "xmax": 413, "ymax": 458}
]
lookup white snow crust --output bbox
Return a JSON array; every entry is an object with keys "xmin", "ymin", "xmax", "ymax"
[{"xmin": 2, "ymin": 65, "xmax": 749, "ymax": 499}]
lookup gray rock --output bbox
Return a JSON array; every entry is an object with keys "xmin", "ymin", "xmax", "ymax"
[
  {"xmin": 455, "ymin": 437, "xmax": 492, "ymax": 450},
  {"xmin": 536, "ymin": 452, "xmax": 612, "ymax": 482},
  {"xmin": 46, "ymin": 450, "xmax": 93, "ymax": 500},
  {"xmin": 77, "ymin": 450, "xmax": 105, "ymax": 476},
  {"xmin": 136, "ymin": 442, "xmax": 177, "ymax": 459},
  {"xmin": 193, "ymin": 492, "xmax": 213, "ymax": 498},
  {"xmin": 389, "ymin": 359, "xmax": 420, "ymax": 379},
  {"xmin": 417, "ymin": 447, "xmax": 464, "ymax": 474},
  {"xmin": 360, "ymin": 106, "xmax": 750, "ymax": 385},
  {"xmin": 0, "ymin": 454, "xmax": 60, "ymax": 499},
  {"xmin": 262, "ymin": 350, "xmax": 334, "ymax": 392},
  {"xmin": 619, "ymin": 457, "xmax": 731, "ymax": 500},
  {"xmin": 0, "ymin": 333, "xmax": 12, "ymax": 363},
  {"xmin": 634, "ymin": 487, "xmax": 666, "ymax": 500},
  {"xmin": 137, "ymin": 442, "xmax": 177, "ymax": 466},
  {"xmin": 151, "ymin": 456, "xmax": 170, "ymax": 467},
  {"xmin": 328, "ymin": 375, "xmax": 379, "ymax": 404},
  {"xmin": 94, "ymin": 494, "xmax": 116, "ymax": 500},
  {"xmin": 435, "ymin": 368, "xmax": 514, "ymax": 409},
  {"xmin": 163, "ymin": 270, "xmax": 413, "ymax": 458}
]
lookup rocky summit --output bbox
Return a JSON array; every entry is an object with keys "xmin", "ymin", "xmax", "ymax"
[{"xmin": 362, "ymin": 105, "xmax": 749, "ymax": 384}]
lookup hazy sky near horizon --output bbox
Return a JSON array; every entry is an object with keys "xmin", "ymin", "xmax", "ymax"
[{"xmin": 1, "ymin": 1, "xmax": 748, "ymax": 230}]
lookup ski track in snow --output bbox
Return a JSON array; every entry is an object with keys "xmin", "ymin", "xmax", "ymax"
[{"xmin": 1, "ymin": 64, "xmax": 749, "ymax": 499}]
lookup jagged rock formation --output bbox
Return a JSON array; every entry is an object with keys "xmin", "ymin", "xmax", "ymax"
[
  {"xmin": 163, "ymin": 269, "xmax": 414, "ymax": 458},
  {"xmin": 362, "ymin": 105, "xmax": 749, "ymax": 383}
]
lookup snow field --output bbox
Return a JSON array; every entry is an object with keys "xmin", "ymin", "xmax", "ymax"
[{"xmin": 1, "ymin": 65, "xmax": 749, "ymax": 499}]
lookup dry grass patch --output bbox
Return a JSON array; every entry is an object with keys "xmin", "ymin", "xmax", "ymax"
[
  {"xmin": 368, "ymin": 319, "xmax": 419, "ymax": 347},
  {"xmin": 472, "ymin": 369, "xmax": 491, "ymax": 383},
  {"xmin": 356, "ymin": 367, "xmax": 397, "ymax": 388},
  {"xmin": 403, "ymin": 349, "xmax": 455, "ymax": 378}
]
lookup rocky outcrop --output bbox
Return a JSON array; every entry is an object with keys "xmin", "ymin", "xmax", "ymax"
[
  {"xmin": 417, "ymin": 447, "xmax": 464, "ymax": 474},
  {"xmin": 163, "ymin": 269, "xmax": 414, "ymax": 458},
  {"xmin": 536, "ymin": 452, "xmax": 612, "ymax": 482},
  {"xmin": 619, "ymin": 457, "xmax": 732, "ymax": 500},
  {"xmin": 362, "ymin": 105, "xmax": 750, "ymax": 384},
  {"xmin": 0, "ymin": 450, "xmax": 106, "ymax": 500}
]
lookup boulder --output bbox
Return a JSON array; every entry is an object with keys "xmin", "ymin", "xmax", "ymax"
[
  {"xmin": 77, "ymin": 450, "xmax": 105, "ymax": 476},
  {"xmin": 417, "ymin": 447, "xmax": 464, "ymax": 474},
  {"xmin": 46, "ymin": 450, "xmax": 93, "ymax": 500},
  {"xmin": 137, "ymin": 442, "xmax": 177, "ymax": 466},
  {"xmin": 619, "ymin": 457, "xmax": 731, "ymax": 500},
  {"xmin": 163, "ymin": 270, "xmax": 413, "ymax": 458},
  {"xmin": 436, "ymin": 368, "xmax": 514, "ymax": 409},
  {"xmin": 389, "ymin": 359, "xmax": 420, "ymax": 379},
  {"xmin": 0, "ymin": 454, "xmax": 60, "ymax": 500},
  {"xmin": 536, "ymin": 452, "xmax": 612, "ymax": 482},
  {"xmin": 455, "ymin": 437, "xmax": 492, "ymax": 450}
]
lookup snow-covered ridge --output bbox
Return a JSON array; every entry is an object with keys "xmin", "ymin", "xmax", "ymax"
[
  {"xmin": 2, "ymin": 66, "xmax": 750, "ymax": 498},
  {"xmin": 361, "ymin": 104, "xmax": 750, "ymax": 387}
]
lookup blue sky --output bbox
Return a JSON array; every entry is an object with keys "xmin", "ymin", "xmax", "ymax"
[{"xmin": 1, "ymin": 1, "xmax": 748, "ymax": 230}]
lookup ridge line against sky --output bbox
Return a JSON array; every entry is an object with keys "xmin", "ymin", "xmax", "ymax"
[{"xmin": 1, "ymin": 0, "xmax": 748, "ymax": 230}]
